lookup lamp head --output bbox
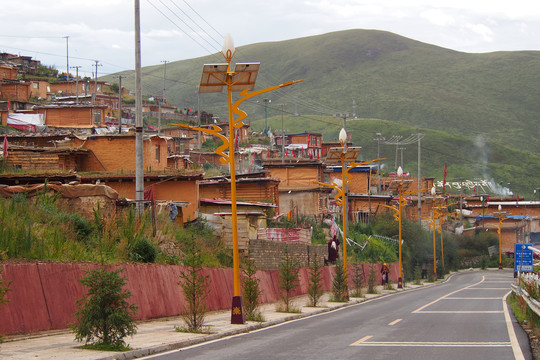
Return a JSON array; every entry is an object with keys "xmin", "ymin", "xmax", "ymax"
[
  {"xmin": 339, "ymin": 128, "xmax": 347, "ymax": 146},
  {"xmin": 397, "ymin": 166, "xmax": 403, "ymax": 177},
  {"xmin": 221, "ymin": 33, "xmax": 235, "ymax": 61}
]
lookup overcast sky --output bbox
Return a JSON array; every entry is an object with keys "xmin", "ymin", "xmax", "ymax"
[{"xmin": 1, "ymin": 0, "xmax": 539, "ymax": 77}]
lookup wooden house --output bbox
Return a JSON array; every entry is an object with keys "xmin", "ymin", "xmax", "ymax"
[
  {"xmin": 199, "ymin": 172, "xmax": 280, "ymax": 208},
  {"xmin": 263, "ymin": 161, "xmax": 330, "ymax": 219},
  {"xmin": 80, "ymin": 172, "xmax": 204, "ymax": 223},
  {"xmin": 71, "ymin": 134, "xmax": 170, "ymax": 172}
]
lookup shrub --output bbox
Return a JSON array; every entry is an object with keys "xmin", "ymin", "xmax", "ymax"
[
  {"xmin": 178, "ymin": 239, "xmax": 210, "ymax": 332},
  {"xmin": 0, "ymin": 268, "xmax": 12, "ymax": 344},
  {"xmin": 331, "ymin": 258, "xmax": 348, "ymax": 302},
  {"xmin": 72, "ymin": 268, "xmax": 138, "ymax": 348},
  {"xmin": 278, "ymin": 245, "xmax": 300, "ymax": 312},
  {"xmin": 129, "ymin": 237, "xmax": 157, "ymax": 263},
  {"xmin": 367, "ymin": 264, "xmax": 378, "ymax": 294},
  {"xmin": 350, "ymin": 262, "xmax": 364, "ymax": 298},
  {"xmin": 242, "ymin": 259, "xmax": 263, "ymax": 321},
  {"xmin": 307, "ymin": 256, "xmax": 324, "ymax": 307}
]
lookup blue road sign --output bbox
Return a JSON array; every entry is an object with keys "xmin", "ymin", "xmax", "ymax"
[{"xmin": 514, "ymin": 243, "xmax": 534, "ymax": 272}]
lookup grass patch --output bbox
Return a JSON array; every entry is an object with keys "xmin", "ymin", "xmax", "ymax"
[
  {"xmin": 275, "ymin": 303, "xmax": 301, "ymax": 313},
  {"xmin": 80, "ymin": 343, "xmax": 131, "ymax": 352},
  {"xmin": 174, "ymin": 325, "xmax": 213, "ymax": 334}
]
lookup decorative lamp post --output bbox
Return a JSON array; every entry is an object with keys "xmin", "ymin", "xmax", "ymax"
[
  {"xmin": 431, "ymin": 186, "xmax": 438, "ymax": 281},
  {"xmin": 172, "ymin": 34, "xmax": 302, "ymax": 324},
  {"xmin": 422, "ymin": 188, "xmax": 456, "ymax": 278},
  {"xmin": 496, "ymin": 204, "xmax": 507, "ymax": 270},
  {"xmin": 396, "ymin": 166, "xmax": 404, "ymax": 287},
  {"xmin": 383, "ymin": 166, "xmax": 427, "ymax": 288},
  {"xmin": 339, "ymin": 128, "xmax": 348, "ymax": 290},
  {"xmin": 315, "ymin": 133, "xmax": 384, "ymax": 296}
]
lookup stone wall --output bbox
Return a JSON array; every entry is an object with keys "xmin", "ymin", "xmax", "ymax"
[{"xmin": 248, "ymin": 239, "xmax": 327, "ymax": 270}]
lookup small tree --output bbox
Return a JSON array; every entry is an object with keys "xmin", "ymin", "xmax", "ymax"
[
  {"xmin": 367, "ymin": 264, "xmax": 378, "ymax": 294},
  {"xmin": 307, "ymin": 255, "xmax": 324, "ymax": 307},
  {"xmin": 350, "ymin": 262, "xmax": 364, "ymax": 298},
  {"xmin": 178, "ymin": 239, "xmax": 210, "ymax": 332},
  {"xmin": 0, "ymin": 268, "xmax": 11, "ymax": 307},
  {"xmin": 242, "ymin": 259, "xmax": 263, "ymax": 321},
  {"xmin": 331, "ymin": 258, "xmax": 348, "ymax": 302},
  {"xmin": 0, "ymin": 268, "xmax": 12, "ymax": 344},
  {"xmin": 278, "ymin": 245, "xmax": 300, "ymax": 312},
  {"xmin": 72, "ymin": 268, "xmax": 138, "ymax": 349}
]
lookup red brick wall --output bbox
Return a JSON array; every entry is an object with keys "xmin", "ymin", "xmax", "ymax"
[{"xmin": 0, "ymin": 261, "xmax": 397, "ymax": 335}]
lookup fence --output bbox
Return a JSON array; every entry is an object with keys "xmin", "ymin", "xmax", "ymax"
[{"xmin": 511, "ymin": 272, "xmax": 540, "ymax": 317}]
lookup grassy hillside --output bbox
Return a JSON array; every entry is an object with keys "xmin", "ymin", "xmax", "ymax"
[
  {"xmin": 256, "ymin": 115, "xmax": 540, "ymax": 198},
  {"xmin": 102, "ymin": 29, "xmax": 540, "ymax": 198}
]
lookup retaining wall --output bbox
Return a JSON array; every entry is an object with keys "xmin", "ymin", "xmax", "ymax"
[{"xmin": 0, "ymin": 261, "xmax": 397, "ymax": 335}]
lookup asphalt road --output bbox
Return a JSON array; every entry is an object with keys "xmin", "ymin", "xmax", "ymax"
[{"xmin": 142, "ymin": 270, "xmax": 530, "ymax": 360}]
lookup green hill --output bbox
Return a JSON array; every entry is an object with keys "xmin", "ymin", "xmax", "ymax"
[{"xmin": 103, "ymin": 29, "xmax": 540, "ymax": 198}]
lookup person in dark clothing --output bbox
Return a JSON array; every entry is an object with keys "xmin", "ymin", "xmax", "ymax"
[
  {"xmin": 327, "ymin": 235, "xmax": 340, "ymax": 264},
  {"xmin": 381, "ymin": 263, "xmax": 389, "ymax": 285}
]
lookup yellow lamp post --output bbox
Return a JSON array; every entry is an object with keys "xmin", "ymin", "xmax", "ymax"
[
  {"xmin": 173, "ymin": 34, "xmax": 301, "ymax": 324},
  {"xmin": 495, "ymin": 204, "xmax": 508, "ymax": 270},
  {"xmin": 439, "ymin": 211, "xmax": 446, "ymax": 270},
  {"xmin": 383, "ymin": 166, "xmax": 426, "ymax": 288},
  {"xmin": 315, "ymin": 131, "xmax": 384, "ymax": 296},
  {"xmin": 422, "ymin": 187, "xmax": 456, "ymax": 279}
]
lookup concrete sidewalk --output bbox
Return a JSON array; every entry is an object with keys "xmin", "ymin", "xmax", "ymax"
[{"xmin": 1, "ymin": 283, "xmax": 428, "ymax": 360}]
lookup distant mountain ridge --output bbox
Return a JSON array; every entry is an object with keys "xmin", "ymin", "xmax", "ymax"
[{"xmin": 103, "ymin": 29, "xmax": 540, "ymax": 197}]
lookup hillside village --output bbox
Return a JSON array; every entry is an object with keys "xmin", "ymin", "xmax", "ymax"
[{"xmin": 1, "ymin": 52, "xmax": 540, "ymax": 260}]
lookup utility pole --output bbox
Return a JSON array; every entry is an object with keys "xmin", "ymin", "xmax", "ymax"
[
  {"xmin": 280, "ymin": 104, "xmax": 285, "ymax": 164},
  {"xmin": 92, "ymin": 60, "xmax": 101, "ymax": 104},
  {"xmin": 158, "ymin": 60, "xmax": 168, "ymax": 134},
  {"xmin": 64, "ymin": 36, "xmax": 69, "ymax": 78},
  {"xmin": 416, "ymin": 133, "xmax": 423, "ymax": 224},
  {"xmin": 117, "ymin": 75, "xmax": 122, "ymax": 133},
  {"xmin": 70, "ymin": 66, "xmax": 81, "ymax": 104},
  {"xmin": 263, "ymin": 98, "xmax": 271, "ymax": 134},
  {"xmin": 197, "ymin": 86, "xmax": 201, "ymax": 148},
  {"xmin": 399, "ymin": 147, "xmax": 406, "ymax": 168},
  {"xmin": 374, "ymin": 133, "xmax": 385, "ymax": 193},
  {"xmin": 134, "ymin": 0, "xmax": 144, "ymax": 215}
]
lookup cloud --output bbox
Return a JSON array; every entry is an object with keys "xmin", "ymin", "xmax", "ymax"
[
  {"xmin": 420, "ymin": 9, "xmax": 455, "ymax": 26},
  {"xmin": 465, "ymin": 23, "xmax": 494, "ymax": 42}
]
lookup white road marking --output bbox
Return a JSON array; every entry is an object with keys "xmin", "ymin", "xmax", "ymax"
[
  {"xmin": 503, "ymin": 291, "xmax": 526, "ymax": 360},
  {"xmin": 445, "ymin": 297, "xmax": 502, "ymax": 300},
  {"xmin": 412, "ymin": 276, "xmax": 485, "ymax": 313},
  {"xmin": 417, "ymin": 310, "xmax": 503, "ymax": 314},
  {"xmin": 350, "ymin": 340, "xmax": 511, "ymax": 347}
]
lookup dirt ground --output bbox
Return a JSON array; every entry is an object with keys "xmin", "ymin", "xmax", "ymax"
[{"xmin": 521, "ymin": 323, "xmax": 540, "ymax": 360}]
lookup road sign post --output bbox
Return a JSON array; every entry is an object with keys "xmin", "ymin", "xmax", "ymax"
[{"xmin": 514, "ymin": 243, "xmax": 533, "ymax": 277}]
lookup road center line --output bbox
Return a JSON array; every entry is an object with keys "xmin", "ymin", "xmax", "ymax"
[
  {"xmin": 412, "ymin": 276, "xmax": 485, "ymax": 313},
  {"xmin": 388, "ymin": 318, "xmax": 402, "ymax": 326}
]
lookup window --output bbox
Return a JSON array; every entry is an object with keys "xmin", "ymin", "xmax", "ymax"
[
  {"xmin": 33, "ymin": 83, "xmax": 39, "ymax": 89},
  {"xmin": 155, "ymin": 145, "xmax": 160, "ymax": 162},
  {"xmin": 46, "ymin": 86, "xmax": 51, "ymax": 92},
  {"xmin": 93, "ymin": 111, "xmax": 101, "ymax": 125},
  {"xmin": 97, "ymin": 84, "xmax": 102, "ymax": 92}
]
